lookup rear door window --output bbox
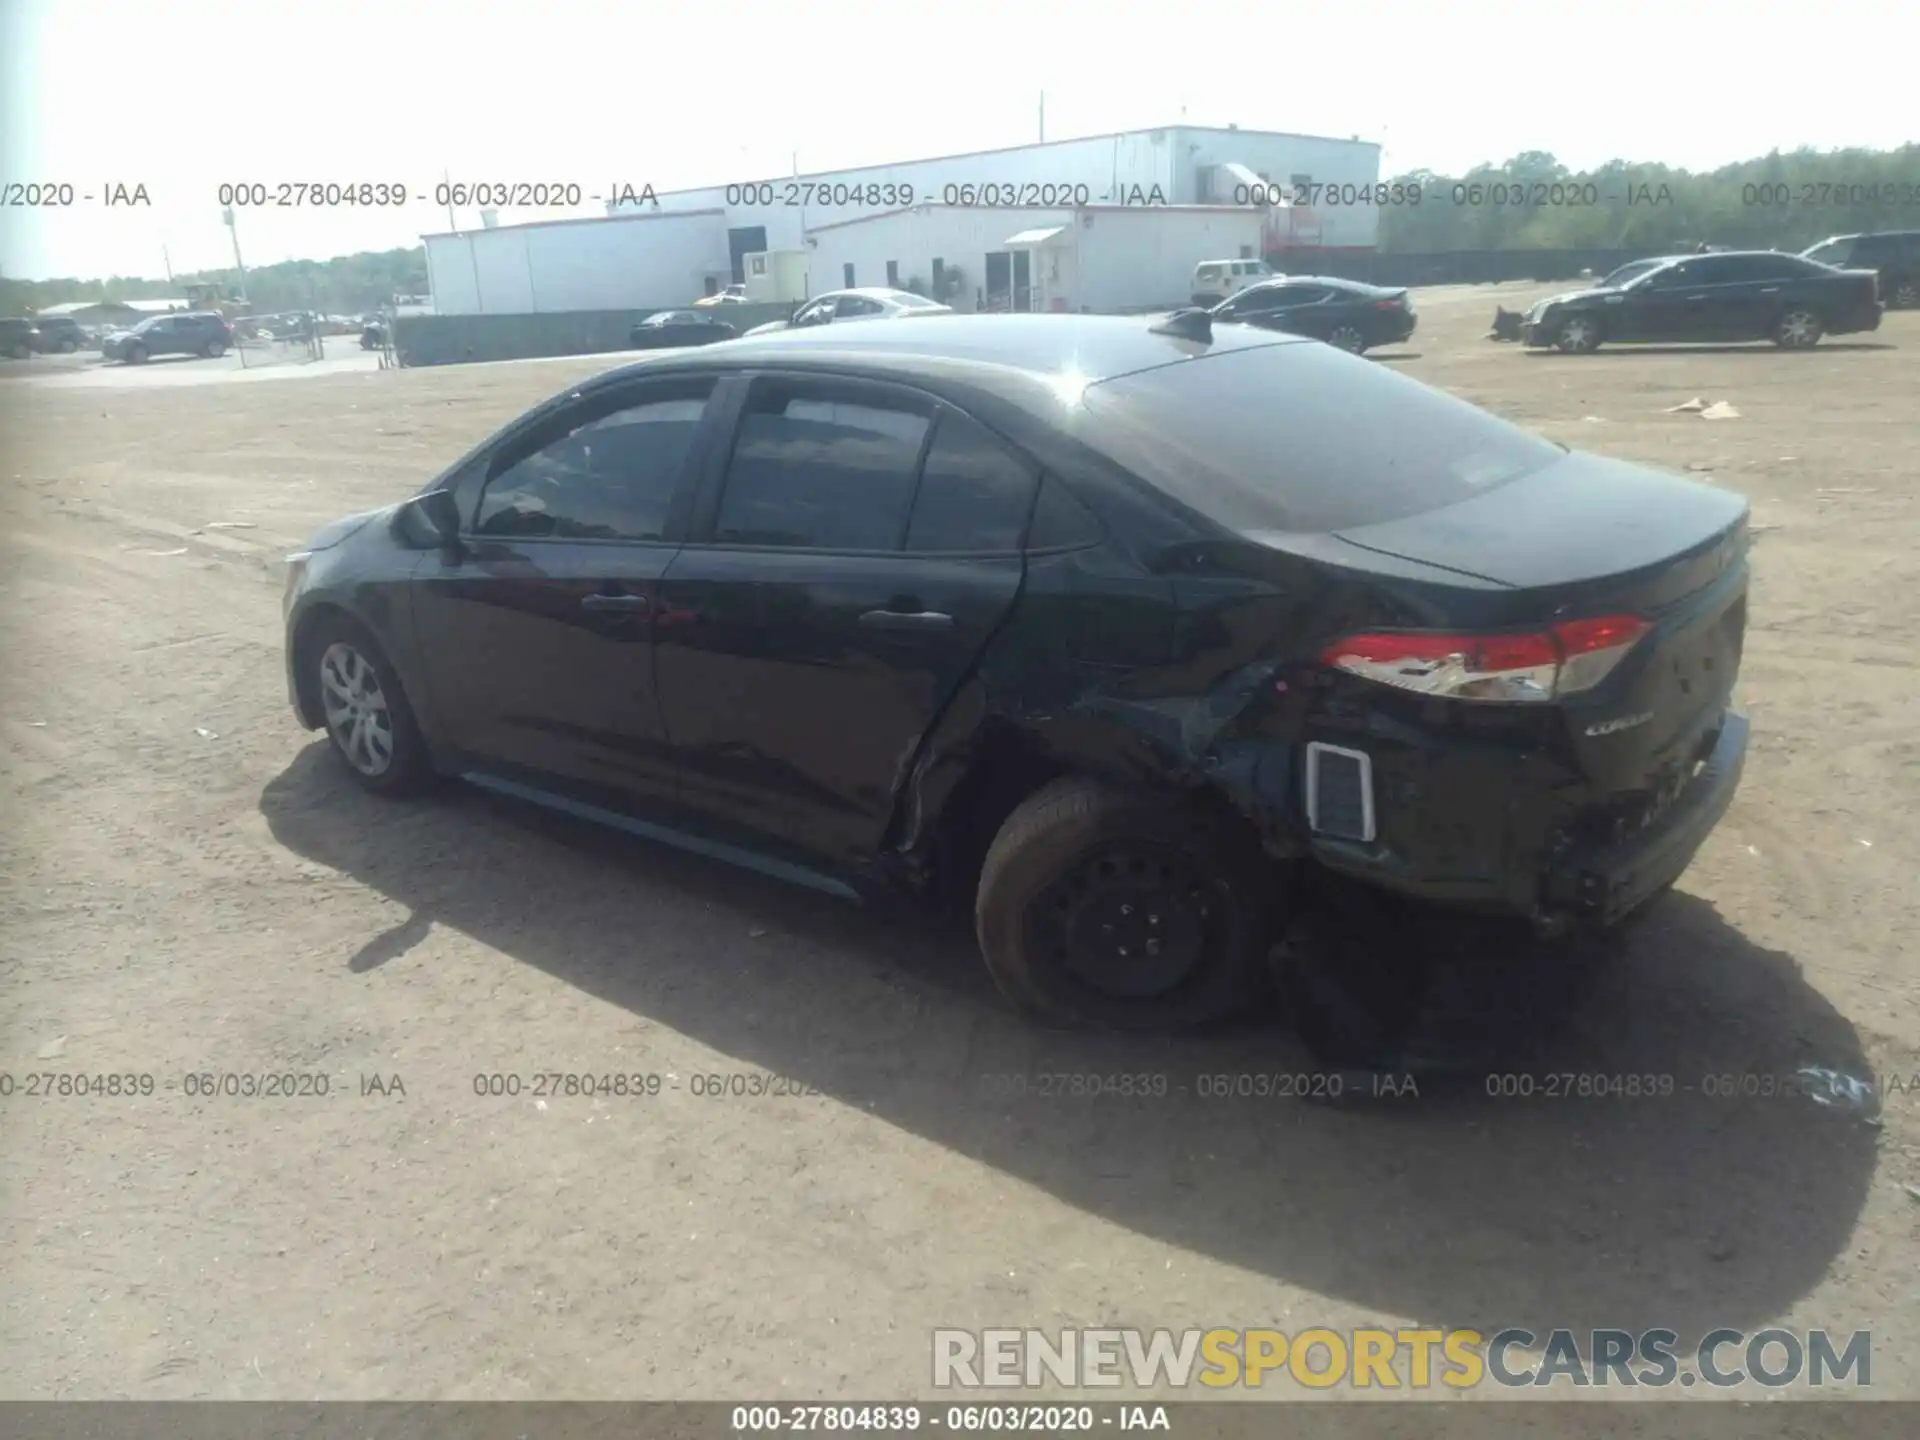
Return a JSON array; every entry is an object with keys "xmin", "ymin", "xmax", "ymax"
[
  {"xmin": 902, "ymin": 411, "xmax": 1037, "ymax": 553},
  {"xmin": 1076, "ymin": 343, "xmax": 1562, "ymax": 533},
  {"xmin": 711, "ymin": 380, "xmax": 933, "ymax": 549}
]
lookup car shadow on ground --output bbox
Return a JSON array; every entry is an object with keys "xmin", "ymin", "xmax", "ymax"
[
  {"xmin": 261, "ymin": 745, "xmax": 1881, "ymax": 1343},
  {"xmin": 1522, "ymin": 343, "xmax": 1897, "ymax": 357}
]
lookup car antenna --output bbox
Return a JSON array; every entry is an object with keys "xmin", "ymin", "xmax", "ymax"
[{"xmin": 1149, "ymin": 307, "xmax": 1213, "ymax": 343}]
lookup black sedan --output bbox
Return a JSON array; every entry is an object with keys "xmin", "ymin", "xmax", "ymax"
[
  {"xmin": 1209, "ymin": 277, "xmax": 1417, "ymax": 354},
  {"xmin": 1521, "ymin": 251, "xmax": 1882, "ymax": 352},
  {"xmin": 628, "ymin": 309, "xmax": 739, "ymax": 350},
  {"xmin": 283, "ymin": 313, "xmax": 1749, "ymax": 1056}
]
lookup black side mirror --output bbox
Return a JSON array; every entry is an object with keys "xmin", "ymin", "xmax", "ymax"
[{"xmin": 397, "ymin": 487, "xmax": 465, "ymax": 554}]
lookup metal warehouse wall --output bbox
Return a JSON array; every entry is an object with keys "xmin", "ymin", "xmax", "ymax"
[
  {"xmin": 1177, "ymin": 131, "xmax": 1382, "ymax": 249},
  {"xmin": 805, "ymin": 207, "xmax": 1075, "ymax": 310},
  {"xmin": 1072, "ymin": 209, "xmax": 1269, "ymax": 312},
  {"xmin": 617, "ymin": 127, "xmax": 1382, "ymax": 252},
  {"xmin": 424, "ymin": 213, "xmax": 733, "ymax": 315}
]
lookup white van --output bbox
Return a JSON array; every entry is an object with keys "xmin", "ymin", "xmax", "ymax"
[{"xmin": 1191, "ymin": 258, "xmax": 1277, "ymax": 307}]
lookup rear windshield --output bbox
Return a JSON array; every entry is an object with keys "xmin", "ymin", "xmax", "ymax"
[{"xmin": 1075, "ymin": 343, "xmax": 1563, "ymax": 533}]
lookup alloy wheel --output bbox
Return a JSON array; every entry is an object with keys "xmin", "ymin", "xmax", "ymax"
[
  {"xmin": 1329, "ymin": 326, "xmax": 1366, "ymax": 353},
  {"xmin": 1777, "ymin": 310, "xmax": 1821, "ymax": 348},
  {"xmin": 320, "ymin": 641, "xmax": 395, "ymax": 777},
  {"xmin": 1555, "ymin": 318, "xmax": 1598, "ymax": 353}
]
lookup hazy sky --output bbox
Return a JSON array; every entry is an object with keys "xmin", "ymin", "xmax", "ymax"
[{"xmin": 2, "ymin": 0, "xmax": 1912, "ymax": 281}]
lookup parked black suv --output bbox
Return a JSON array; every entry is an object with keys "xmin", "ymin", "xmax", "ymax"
[
  {"xmin": 1, "ymin": 318, "xmax": 38, "ymax": 358},
  {"xmin": 30, "ymin": 317, "xmax": 85, "ymax": 353},
  {"xmin": 101, "ymin": 311, "xmax": 234, "ymax": 363},
  {"xmin": 1802, "ymin": 231, "xmax": 1920, "ymax": 309}
]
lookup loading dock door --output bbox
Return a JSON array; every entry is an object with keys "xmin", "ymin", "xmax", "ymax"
[{"xmin": 727, "ymin": 227, "xmax": 769, "ymax": 283}]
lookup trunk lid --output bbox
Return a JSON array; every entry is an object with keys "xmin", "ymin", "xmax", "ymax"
[{"xmin": 1331, "ymin": 450, "xmax": 1750, "ymax": 804}]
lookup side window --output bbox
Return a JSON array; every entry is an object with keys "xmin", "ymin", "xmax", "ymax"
[
  {"xmin": 1024, "ymin": 476, "xmax": 1104, "ymax": 552},
  {"xmin": 794, "ymin": 299, "xmax": 834, "ymax": 326},
  {"xmin": 1852, "ymin": 235, "xmax": 1895, "ymax": 265},
  {"xmin": 836, "ymin": 295, "xmax": 884, "ymax": 317},
  {"xmin": 474, "ymin": 382, "xmax": 714, "ymax": 541},
  {"xmin": 903, "ymin": 412, "xmax": 1038, "ymax": 553},
  {"xmin": 1681, "ymin": 256, "xmax": 1743, "ymax": 284},
  {"xmin": 1197, "ymin": 264, "xmax": 1223, "ymax": 282},
  {"xmin": 712, "ymin": 382, "xmax": 932, "ymax": 549}
]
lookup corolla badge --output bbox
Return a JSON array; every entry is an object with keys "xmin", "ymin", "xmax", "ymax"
[{"xmin": 1586, "ymin": 711, "xmax": 1655, "ymax": 737}]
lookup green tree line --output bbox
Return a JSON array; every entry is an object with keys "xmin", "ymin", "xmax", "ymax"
[
  {"xmin": 1378, "ymin": 145, "xmax": 1919, "ymax": 253},
  {"xmin": 2, "ymin": 246, "xmax": 428, "ymax": 317}
]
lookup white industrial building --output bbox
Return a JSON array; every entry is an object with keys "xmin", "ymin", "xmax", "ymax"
[
  {"xmin": 423, "ymin": 209, "xmax": 734, "ymax": 316},
  {"xmin": 421, "ymin": 123, "xmax": 1381, "ymax": 317},
  {"xmin": 805, "ymin": 203, "xmax": 1269, "ymax": 314},
  {"xmin": 618, "ymin": 123, "xmax": 1380, "ymax": 261}
]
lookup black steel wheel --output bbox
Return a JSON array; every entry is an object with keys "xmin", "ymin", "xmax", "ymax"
[{"xmin": 975, "ymin": 777, "xmax": 1280, "ymax": 1031}]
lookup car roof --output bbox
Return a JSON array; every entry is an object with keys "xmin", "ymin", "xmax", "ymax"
[
  {"xmin": 1813, "ymin": 230, "xmax": 1919, "ymax": 243},
  {"xmin": 593, "ymin": 312, "xmax": 1310, "ymax": 400},
  {"xmin": 1243, "ymin": 274, "xmax": 1397, "ymax": 294}
]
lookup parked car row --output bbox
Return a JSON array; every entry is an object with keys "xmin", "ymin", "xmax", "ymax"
[
  {"xmin": 1, "ymin": 316, "xmax": 93, "ymax": 356},
  {"xmin": 285, "ymin": 308, "xmax": 1753, "ymax": 1061}
]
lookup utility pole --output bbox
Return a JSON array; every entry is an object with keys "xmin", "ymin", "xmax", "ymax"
[
  {"xmin": 1039, "ymin": 92, "xmax": 1045, "ymax": 144},
  {"xmin": 222, "ymin": 207, "xmax": 251, "ymax": 304},
  {"xmin": 443, "ymin": 168, "xmax": 458, "ymax": 235},
  {"xmin": 162, "ymin": 243, "xmax": 175, "ymax": 285}
]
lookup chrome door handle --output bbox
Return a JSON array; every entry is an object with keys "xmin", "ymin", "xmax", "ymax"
[{"xmin": 581, "ymin": 593, "xmax": 648, "ymax": 612}]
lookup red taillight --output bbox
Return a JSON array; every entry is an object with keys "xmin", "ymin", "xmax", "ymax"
[
  {"xmin": 1372, "ymin": 298, "xmax": 1404, "ymax": 310},
  {"xmin": 1319, "ymin": 614, "xmax": 1651, "ymax": 702}
]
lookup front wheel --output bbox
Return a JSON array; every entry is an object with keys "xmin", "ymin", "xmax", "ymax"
[
  {"xmin": 125, "ymin": 343, "xmax": 148, "ymax": 364},
  {"xmin": 308, "ymin": 618, "xmax": 433, "ymax": 796},
  {"xmin": 57, "ymin": 338, "xmax": 77, "ymax": 354},
  {"xmin": 1553, "ymin": 315, "xmax": 1603, "ymax": 353},
  {"xmin": 975, "ymin": 778, "xmax": 1280, "ymax": 1031},
  {"xmin": 1773, "ymin": 308, "xmax": 1824, "ymax": 349}
]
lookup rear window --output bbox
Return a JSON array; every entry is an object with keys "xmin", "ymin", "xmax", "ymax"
[{"xmin": 1075, "ymin": 344, "xmax": 1563, "ymax": 533}]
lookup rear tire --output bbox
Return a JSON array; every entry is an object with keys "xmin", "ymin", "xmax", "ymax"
[
  {"xmin": 1327, "ymin": 324, "xmax": 1368, "ymax": 354},
  {"xmin": 205, "ymin": 338, "xmax": 227, "ymax": 358},
  {"xmin": 1889, "ymin": 279, "xmax": 1919, "ymax": 310},
  {"xmin": 975, "ymin": 778, "xmax": 1281, "ymax": 1032},
  {"xmin": 305, "ymin": 616, "xmax": 434, "ymax": 797},
  {"xmin": 1553, "ymin": 315, "xmax": 1603, "ymax": 353},
  {"xmin": 57, "ymin": 338, "xmax": 77, "ymax": 354},
  {"xmin": 1773, "ymin": 308, "xmax": 1823, "ymax": 349}
]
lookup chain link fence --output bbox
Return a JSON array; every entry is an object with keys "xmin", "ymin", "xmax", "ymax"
[{"xmin": 233, "ymin": 313, "xmax": 325, "ymax": 370}]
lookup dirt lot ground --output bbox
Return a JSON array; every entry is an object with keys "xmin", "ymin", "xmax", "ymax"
[{"xmin": 3, "ymin": 290, "xmax": 1917, "ymax": 1417}]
